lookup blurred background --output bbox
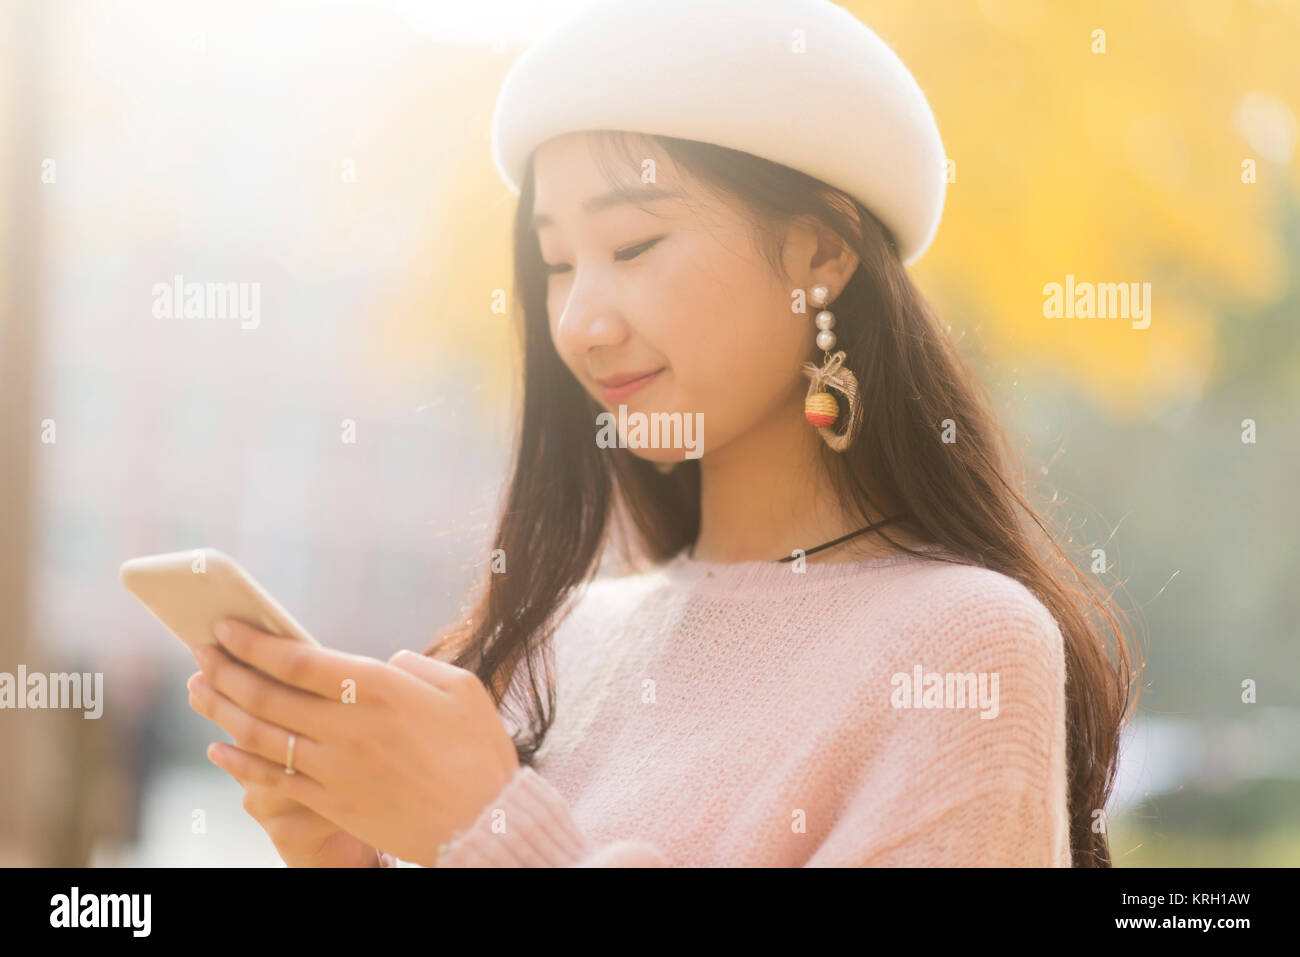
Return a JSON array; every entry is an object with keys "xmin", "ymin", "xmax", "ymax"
[{"xmin": 0, "ymin": 0, "xmax": 1296, "ymax": 866}]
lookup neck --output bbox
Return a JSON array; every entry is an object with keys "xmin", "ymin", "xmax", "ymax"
[{"xmin": 689, "ymin": 389, "xmax": 907, "ymax": 564}]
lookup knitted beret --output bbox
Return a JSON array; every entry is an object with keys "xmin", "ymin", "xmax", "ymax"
[{"xmin": 490, "ymin": 0, "xmax": 947, "ymax": 265}]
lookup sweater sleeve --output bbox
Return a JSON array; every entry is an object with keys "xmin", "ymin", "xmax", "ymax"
[
  {"xmin": 806, "ymin": 588, "xmax": 1071, "ymax": 868},
  {"xmin": 376, "ymin": 765, "xmax": 670, "ymax": 867}
]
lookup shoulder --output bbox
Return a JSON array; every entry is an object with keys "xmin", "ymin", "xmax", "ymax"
[
  {"xmin": 900, "ymin": 558, "xmax": 1061, "ymax": 632},
  {"xmin": 862, "ymin": 558, "xmax": 1069, "ymax": 784},
  {"xmin": 880, "ymin": 557, "xmax": 1065, "ymax": 676}
]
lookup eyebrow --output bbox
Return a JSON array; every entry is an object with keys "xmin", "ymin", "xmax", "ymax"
[{"xmin": 531, "ymin": 184, "xmax": 684, "ymax": 231}]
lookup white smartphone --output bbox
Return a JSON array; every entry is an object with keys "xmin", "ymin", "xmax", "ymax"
[{"xmin": 119, "ymin": 548, "xmax": 321, "ymax": 653}]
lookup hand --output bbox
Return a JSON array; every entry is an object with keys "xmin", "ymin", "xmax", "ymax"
[
  {"xmin": 187, "ymin": 670, "xmax": 382, "ymax": 867},
  {"xmin": 231, "ymin": 776, "xmax": 379, "ymax": 868},
  {"xmin": 187, "ymin": 620, "xmax": 520, "ymax": 867}
]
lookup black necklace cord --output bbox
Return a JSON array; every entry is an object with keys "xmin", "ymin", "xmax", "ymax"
[
  {"xmin": 686, "ymin": 513, "xmax": 911, "ymax": 563},
  {"xmin": 774, "ymin": 513, "xmax": 908, "ymax": 562}
]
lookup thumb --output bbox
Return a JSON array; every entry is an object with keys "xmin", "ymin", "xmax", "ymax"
[{"xmin": 387, "ymin": 649, "xmax": 463, "ymax": 689}]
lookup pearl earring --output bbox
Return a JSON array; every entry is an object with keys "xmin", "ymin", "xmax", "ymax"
[{"xmin": 801, "ymin": 283, "xmax": 863, "ymax": 452}]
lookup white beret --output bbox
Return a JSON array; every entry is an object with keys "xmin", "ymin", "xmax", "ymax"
[{"xmin": 491, "ymin": 0, "xmax": 947, "ymax": 265}]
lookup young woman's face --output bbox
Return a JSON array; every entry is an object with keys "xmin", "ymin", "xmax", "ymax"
[{"xmin": 530, "ymin": 131, "xmax": 815, "ymax": 462}]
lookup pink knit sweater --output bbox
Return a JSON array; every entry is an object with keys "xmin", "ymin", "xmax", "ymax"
[{"xmin": 380, "ymin": 543, "xmax": 1072, "ymax": 867}]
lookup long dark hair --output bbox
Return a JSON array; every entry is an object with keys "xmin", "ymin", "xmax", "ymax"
[{"xmin": 427, "ymin": 130, "xmax": 1141, "ymax": 868}]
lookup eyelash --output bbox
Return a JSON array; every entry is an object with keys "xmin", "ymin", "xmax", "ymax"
[{"xmin": 543, "ymin": 236, "xmax": 663, "ymax": 277}]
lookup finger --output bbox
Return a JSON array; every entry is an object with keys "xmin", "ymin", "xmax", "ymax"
[
  {"xmin": 194, "ymin": 642, "xmax": 338, "ymax": 743},
  {"xmin": 242, "ymin": 785, "xmax": 322, "ymax": 824},
  {"xmin": 241, "ymin": 784, "xmax": 305, "ymax": 818},
  {"xmin": 208, "ymin": 756, "xmax": 313, "ymax": 828},
  {"xmin": 387, "ymin": 649, "xmax": 473, "ymax": 695},
  {"xmin": 231, "ymin": 778, "xmax": 323, "ymax": 829},
  {"xmin": 213, "ymin": 617, "xmax": 379, "ymax": 702},
  {"xmin": 189, "ymin": 672, "xmax": 330, "ymax": 783},
  {"xmin": 219, "ymin": 774, "xmax": 308, "ymax": 816},
  {"xmin": 201, "ymin": 750, "xmax": 304, "ymax": 819},
  {"xmin": 206, "ymin": 742, "xmax": 331, "ymax": 818},
  {"xmin": 206, "ymin": 744, "xmax": 257, "ymax": 790}
]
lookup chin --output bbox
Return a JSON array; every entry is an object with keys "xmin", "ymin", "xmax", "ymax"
[
  {"xmin": 592, "ymin": 405, "xmax": 708, "ymax": 462},
  {"xmin": 635, "ymin": 449, "xmax": 688, "ymax": 466}
]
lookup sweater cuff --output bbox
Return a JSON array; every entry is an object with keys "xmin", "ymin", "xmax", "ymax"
[{"xmin": 434, "ymin": 765, "xmax": 591, "ymax": 867}]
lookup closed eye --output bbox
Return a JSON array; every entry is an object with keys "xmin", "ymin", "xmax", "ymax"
[
  {"xmin": 543, "ymin": 236, "xmax": 664, "ymax": 277},
  {"xmin": 615, "ymin": 235, "xmax": 663, "ymax": 261}
]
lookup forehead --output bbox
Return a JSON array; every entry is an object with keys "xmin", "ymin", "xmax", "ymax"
[{"xmin": 531, "ymin": 132, "xmax": 688, "ymax": 228}]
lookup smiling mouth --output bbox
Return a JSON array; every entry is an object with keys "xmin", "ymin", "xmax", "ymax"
[{"xmin": 598, "ymin": 368, "xmax": 665, "ymax": 403}]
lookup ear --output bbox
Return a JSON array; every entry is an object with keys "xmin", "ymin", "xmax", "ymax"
[{"xmin": 783, "ymin": 212, "xmax": 861, "ymax": 302}]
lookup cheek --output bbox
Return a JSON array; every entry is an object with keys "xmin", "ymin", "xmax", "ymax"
[{"xmin": 660, "ymin": 249, "xmax": 808, "ymax": 421}]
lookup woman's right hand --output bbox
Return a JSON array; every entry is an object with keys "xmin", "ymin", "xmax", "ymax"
[{"xmin": 238, "ymin": 780, "xmax": 380, "ymax": 868}]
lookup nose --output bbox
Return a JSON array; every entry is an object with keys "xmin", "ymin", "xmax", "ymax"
[{"xmin": 551, "ymin": 272, "xmax": 629, "ymax": 361}]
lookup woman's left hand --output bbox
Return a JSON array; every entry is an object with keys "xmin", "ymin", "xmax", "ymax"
[{"xmin": 187, "ymin": 618, "xmax": 520, "ymax": 866}]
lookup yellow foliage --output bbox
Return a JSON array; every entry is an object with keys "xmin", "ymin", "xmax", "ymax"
[
  {"xmin": 868, "ymin": 0, "xmax": 1300, "ymax": 417},
  {"xmin": 374, "ymin": 0, "xmax": 1300, "ymax": 421}
]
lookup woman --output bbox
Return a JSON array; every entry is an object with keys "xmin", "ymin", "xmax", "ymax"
[{"xmin": 187, "ymin": 0, "xmax": 1137, "ymax": 867}]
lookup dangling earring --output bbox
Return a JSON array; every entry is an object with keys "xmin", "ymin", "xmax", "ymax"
[{"xmin": 802, "ymin": 283, "xmax": 863, "ymax": 452}]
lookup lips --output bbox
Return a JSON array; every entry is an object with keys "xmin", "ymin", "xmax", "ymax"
[{"xmin": 596, "ymin": 367, "xmax": 665, "ymax": 403}]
